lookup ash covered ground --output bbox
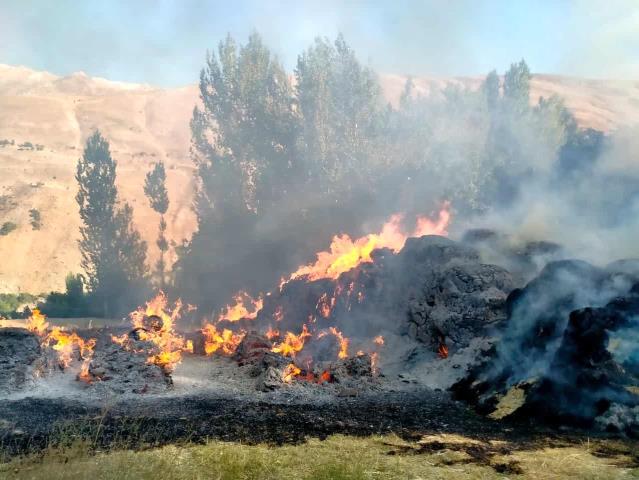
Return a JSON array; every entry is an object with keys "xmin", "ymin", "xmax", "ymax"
[{"xmin": 2, "ymin": 232, "xmax": 639, "ymax": 456}]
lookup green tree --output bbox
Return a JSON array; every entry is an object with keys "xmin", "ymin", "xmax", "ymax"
[
  {"xmin": 295, "ymin": 34, "xmax": 382, "ymax": 192},
  {"xmin": 178, "ymin": 32, "xmax": 302, "ymax": 313},
  {"xmin": 482, "ymin": 69, "xmax": 500, "ymax": 110},
  {"xmin": 144, "ymin": 161, "xmax": 170, "ymax": 289},
  {"xmin": 76, "ymin": 131, "xmax": 147, "ymax": 317},
  {"xmin": 503, "ymin": 59, "xmax": 531, "ymax": 110}
]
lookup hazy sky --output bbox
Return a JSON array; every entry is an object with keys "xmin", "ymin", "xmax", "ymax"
[{"xmin": 1, "ymin": 0, "xmax": 638, "ymax": 86}]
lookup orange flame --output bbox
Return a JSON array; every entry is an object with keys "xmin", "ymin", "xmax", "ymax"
[
  {"xmin": 124, "ymin": 292, "xmax": 191, "ymax": 372},
  {"xmin": 329, "ymin": 326, "xmax": 349, "ymax": 359},
  {"xmin": 26, "ymin": 308, "xmax": 48, "ymax": 335},
  {"xmin": 373, "ymin": 335, "xmax": 384, "ymax": 346},
  {"xmin": 438, "ymin": 343, "xmax": 449, "ymax": 359},
  {"xmin": 43, "ymin": 327, "xmax": 96, "ymax": 371},
  {"xmin": 217, "ymin": 291, "xmax": 263, "ymax": 322},
  {"xmin": 201, "ymin": 323, "xmax": 246, "ymax": 355},
  {"xmin": 287, "ymin": 206, "xmax": 450, "ymax": 283},
  {"xmin": 265, "ymin": 325, "xmax": 280, "ymax": 340},
  {"xmin": 271, "ymin": 324, "xmax": 311, "ymax": 357},
  {"xmin": 282, "ymin": 363, "xmax": 302, "ymax": 382}
]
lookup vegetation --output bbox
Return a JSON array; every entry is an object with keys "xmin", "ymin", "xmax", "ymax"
[
  {"xmin": 0, "ymin": 292, "xmax": 37, "ymax": 317},
  {"xmin": 0, "ymin": 221, "xmax": 17, "ymax": 236},
  {"xmin": 175, "ymin": 33, "xmax": 577, "ymax": 312},
  {"xmin": 144, "ymin": 161, "xmax": 170, "ymax": 289},
  {"xmin": 2, "ymin": 434, "xmax": 637, "ymax": 480},
  {"xmin": 38, "ymin": 273, "xmax": 90, "ymax": 318},
  {"xmin": 29, "ymin": 208, "xmax": 42, "ymax": 230},
  {"xmin": 76, "ymin": 131, "xmax": 148, "ymax": 317}
]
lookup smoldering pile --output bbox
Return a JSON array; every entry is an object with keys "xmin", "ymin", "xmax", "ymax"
[
  {"xmin": 1, "ymin": 226, "xmax": 638, "ymax": 438},
  {"xmin": 452, "ymin": 258, "xmax": 639, "ymax": 436}
]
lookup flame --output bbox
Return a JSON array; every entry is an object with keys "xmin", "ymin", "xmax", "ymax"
[
  {"xmin": 329, "ymin": 326, "xmax": 349, "ymax": 359},
  {"xmin": 271, "ymin": 324, "xmax": 311, "ymax": 357},
  {"xmin": 316, "ymin": 293, "xmax": 334, "ymax": 318},
  {"xmin": 287, "ymin": 206, "xmax": 450, "ymax": 283},
  {"xmin": 201, "ymin": 323, "xmax": 245, "ymax": 355},
  {"xmin": 282, "ymin": 363, "xmax": 302, "ymax": 382},
  {"xmin": 217, "ymin": 291, "xmax": 263, "ymax": 322},
  {"xmin": 438, "ymin": 343, "xmax": 449, "ymax": 359},
  {"xmin": 265, "ymin": 325, "xmax": 280, "ymax": 340},
  {"xmin": 124, "ymin": 292, "xmax": 191, "ymax": 372},
  {"xmin": 373, "ymin": 335, "xmax": 384, "ymax": 346},
  {"xmin": 273, "ymin": 305, "xmax": 284, "ymax": 322},
  {"xmin": 43, "ymin": 327, "xmax": 95, "ymax": 371},
  {"xmin": 26, "ymin": 308, "xmax": 48, "ymax": 335}
]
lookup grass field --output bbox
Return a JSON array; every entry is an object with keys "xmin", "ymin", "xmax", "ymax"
[{"xmin": 2, "ymin": 433, "xmax": 638, "ymax": 479}]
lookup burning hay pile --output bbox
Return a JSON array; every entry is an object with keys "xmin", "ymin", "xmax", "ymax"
[{"xmin": 2, "ymin": 204, "xmax": 639, "ymax": 439}]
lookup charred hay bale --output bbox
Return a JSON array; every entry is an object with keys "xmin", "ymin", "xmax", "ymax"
[
  {"xmin": 0, "ymin": 328, "xmax": 41, "ymax": 390},
  {"xmin": 453, "ymin": 270, "xmax": 639, "ymax": 430},
  {"xmin": 461, "ymin": 228, "xmax": 565, "ymax": 283},
  {"xmin": 408, "ymin": 263, "xmax": 514, "ymax": 350},
  {"xmin": 234, "ymin": 332, "xmax": 273, "ymax": 366},
  {"xmin": 86, "ymin": 337, "xmax": 170, "ymax": 394}
]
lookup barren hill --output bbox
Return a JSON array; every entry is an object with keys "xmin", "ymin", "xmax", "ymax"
[{"xmin": 1, "ymin": 63, "xmax": 638, "ymax": 293}]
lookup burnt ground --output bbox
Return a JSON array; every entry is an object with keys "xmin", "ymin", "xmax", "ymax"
[{"xmin": 0, "ymin": 374, "xmax": 618, "ymax": 459}]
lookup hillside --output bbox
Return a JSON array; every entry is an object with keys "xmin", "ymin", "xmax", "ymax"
[{"xmin": 1, "ymin": 63, "xmax": 638, "ymax": 293}]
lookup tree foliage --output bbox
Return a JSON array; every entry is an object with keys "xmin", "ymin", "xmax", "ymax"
[
  {"xmin": 76, "ymin": 131, "xmax": 148, "ymax": 316},
  {"xmin": 144, "ymin": 161, "xmax": 170, "ymax": 288}
]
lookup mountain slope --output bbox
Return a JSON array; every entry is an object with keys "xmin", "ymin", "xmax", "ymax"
[{"xmin": 0, "ymin": 64, "xmax": 637, "ymax": 293}]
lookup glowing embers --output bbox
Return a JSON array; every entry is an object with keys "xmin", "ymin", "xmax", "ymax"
[
  {"xmin": 286, "ymin": 205, "xmax": 450, "ymax": 283},
  {"xmin": 438, "ymin": 342, "xmax": 449, "ymax": 359},
  {"xmin": 281, "ymin": 363, "xmax": 335, "ymax": 384},
  {"xmin": 113, "ymin": 292, "xmax": 191, "ymax": 373}
]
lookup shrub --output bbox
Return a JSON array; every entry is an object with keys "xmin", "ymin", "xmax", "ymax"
[{"xmin": 0, "ymin": 221, "xmax": 17, "ymax": 236}]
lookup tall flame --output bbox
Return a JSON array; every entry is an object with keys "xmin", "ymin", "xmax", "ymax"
[
  {"xmin": 287, "ymin": 205, "xmax": 450, "ymax": 282},
  {"xmin": 123, "ymin": 292, "xmax": 191, "ymax": 372},
  {"xmin": 26, "ymin": 308, "xmax": 48, "ymax": 335}
]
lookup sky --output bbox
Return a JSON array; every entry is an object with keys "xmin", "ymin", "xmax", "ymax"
[{"xmin": 0, "ymin": 0, "xmax": 638, "ymax": 87}]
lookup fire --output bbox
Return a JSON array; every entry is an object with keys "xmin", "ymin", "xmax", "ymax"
[
  {"xmin": 282, "ymin": 363, "xmax": 302, "ymax": 382},
  {"xmin": 265, "ymin": 325, "xmax": 280, "ymax": 340},
  {"xmin": 287, "ymin": 205, "xmax": 450, "ymax": 283},
  {"xmin": 438, "ymin": 343, "xmax": 449, "ymax": 359},
  {"xmin": 124, "ymin": 292, "xmax": 191, "ymax": 372},
  {"xmin": 217, "ymin": 291, "xmax": 263, "ymax": 322},
  {"xmin": 25, "ymin": 309, "xmax": 96, "ymax": 375},
  {"xmin": 374, "ymin": 335, "xmax": 384, "ymax": 346},
  {"xmin": 271, "ymin": 324, "xmax": 311, "ymax": 357},
  {"xmin": 329, "ymin": 326, "xmax": 349, "ymax": 359},
  {"xmin": 202, "ymin": 323, "xmax": 245, "ymax": 355},
  {"xmin": 26, "ymin": 308, "xmax": 48, "ymax": 335},
  {"xmin": 316, "ymin": 293, "xmax": 334, "ymax": 318}
]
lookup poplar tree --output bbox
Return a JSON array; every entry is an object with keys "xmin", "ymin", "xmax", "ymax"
[
  {"xmin": 144, "ymin": 161, "xmax": 170, "ymax": 289},
  {"xmin": 76, "ymin": 131, "xmax": 147, "ymax": 316}
]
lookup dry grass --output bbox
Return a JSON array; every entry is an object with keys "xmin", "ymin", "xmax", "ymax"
[{"xmin": 1, "ymin": 433, "xmax": 638, "ymax": 480}]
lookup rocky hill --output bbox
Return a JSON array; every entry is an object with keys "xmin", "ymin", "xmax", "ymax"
[{"xmin": 0, "ymin": 63, "xmax": 637, "ymax": 293}]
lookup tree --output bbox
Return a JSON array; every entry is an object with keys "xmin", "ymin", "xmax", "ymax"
[
  {"xmin": 76, "ymin": 131, "xmax": 147, "ymax": 317},
  {"xmin": 482, "ymin": 69, "xmax": 500, "ymax": 110},
  {"xmin": 503, "ymin": 59, "xmax": 531, "ymax": 110},
  {"xmin": 144, "ymin": 161, "xmax": 170, "ymax": 289},
  {"xmin": 295, "ymin": 34, "xmax": 383, "ymax": 192}
]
